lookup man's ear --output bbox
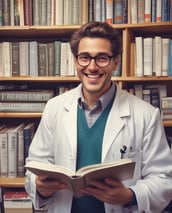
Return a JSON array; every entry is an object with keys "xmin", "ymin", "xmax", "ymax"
[{"xmin": 113, "ymin": 55, "xmax": 120, "ymax": 70}]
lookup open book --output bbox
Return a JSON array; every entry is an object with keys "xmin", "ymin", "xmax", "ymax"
[{"xmin": 25, "ymin": 158, "xmax": 135, "ymax": 197}]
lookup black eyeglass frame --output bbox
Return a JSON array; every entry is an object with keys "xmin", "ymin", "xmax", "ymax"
[{"xmin": 75, "ymin": 54, "xmax": 114, "ymax": 68}]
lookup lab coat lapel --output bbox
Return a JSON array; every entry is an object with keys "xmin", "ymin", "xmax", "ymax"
[
  {"xmin": 62, "ymin": 88, "xmax": 79, "ymax": 158},
  {"xmin": 102, "ymin": 86, "xmax": 130, "ymax": 161}
]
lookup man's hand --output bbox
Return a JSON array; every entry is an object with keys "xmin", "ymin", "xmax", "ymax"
[
  {"xmin": 81, "ymin": 178, "xmax": 133, "ymax": 205},
  {"xmin": 36, "ymin": 176, "xmax": 68, "ymax": 198}
]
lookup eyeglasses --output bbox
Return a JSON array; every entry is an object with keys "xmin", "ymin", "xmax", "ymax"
[{"xmin": 76, "ymin": 54, "xmax": 114, "ymax": 68}]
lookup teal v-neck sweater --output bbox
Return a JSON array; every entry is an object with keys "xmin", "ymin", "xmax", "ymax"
[{"xmin": 71, "ymin": 99, "xmax": 113, "ymax": 213}]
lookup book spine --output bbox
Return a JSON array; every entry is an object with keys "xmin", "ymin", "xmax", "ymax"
[
  {"xmin": 88, "ymin": 0, "xmax": 94, "ymax": 22},
  {"xmin": 170, "ymin": 0, "xmax": 172, "ymax": 21},
  {"xmin": 17, "ymin": 127, "xmax": 24, "ymax": 177},
  {"xmin": 0, "ymin": 130, "xmax": 8, "ymax": 177},
  {"xmin": 24, "ymin": 124, "xmax": 35, "ymax": 162},
  {"xmin": 24, "ymin": 0, "xmax": 33, "ymax": 26},
  {"xmin": 105, "ymin": 0, "xmax": 113, "ymax": 24},
  {"xmin": 19, "ymin": 41, "xmax": 29, "ymax": 76},
  {"xmin": 7, "ymin": 130, "xmax": 18, "ymax": 178},
  {"xmin": 114, "ymin": 0, "xmax": 123, "ymax": 24},
  {"xmin": 54, "ymin": 41, "xmax": 61, "ymax": 76},
  {"xmin": 0, "ymin": 0, "xmax": 2, "ymax": 25},
  {"xmin": 32, "ymin": 0, "xmax": 40, "ymax": 25},
  {"xmin": 55, "ymin": 0, "xmax": 64, "ymax": 25},
  {"xmin": 137, "ymin": 0, "xmax": 145, "ymax": 23},
  {"xmin": 151, "ymin": 0, "xmax": 156, "ymax": 22},
  {"xmin": 2, "ymin": 0, "xmax": 10, "ymax": 25},
  {"xmin": 2, "ymin": 42, "xmax": 11, "ymax": 77},
  {"xmin": 143, "ymin": 37, "xmax": 153, "ymax": 76},
  {"xmin": 40, "ymin": 0, "xmax": 47, "ymax": 25},
  {"xmin": 38, "ymin": 43, "xmax": 48, "ymax": 76},
  {"xmin": 122, "ymin": 0, "xmax": 128, "ymax": 23},
  {"xmin": 29, "ymin": 41, "xmax": 38, "ymax": 76},
  {"xmin": 47, "ymin": 42, "xmax": 55, "ymax": 76},
  {"xmin": 130, "ymin": 0, "xmax": 137, "ymax": 24},
  {"xmin": 168, "ymin": 40, "xmax": 172, "ymax": 76},
  {"xmin": 11, "ymin": 42, "xmax": 20, "ymax": 76},
  {"xmin": 144, "ymin": 0, "xmax": 151, "ymax": 23},
  {"xmin": 154, "ymin": 36, "xmax": 162, "ymax": 77},
  {"xmin": 156, "ymin": 0, "xmax": 162, "ymax": 22},
  {"xmin": 94, "ymin": 0, "xmax": 102, "ymax": 21},
  {"xmin": 81, "ymin": 0, "xmax": 88, "ymax": 24},
  {"xmin": 161, "ymin": 38, "xmax": 170, "ymax": 76},
  {"xmin": 135, "ymin": 37, "xmax": 143, "ymax": 77},
  {"xmin": 162, "ymin": 0, "xmax": 170, "ymax": 22},
  {"xmin": 10, "ymin": 0, "xmax": 15, "ymax": 26}
]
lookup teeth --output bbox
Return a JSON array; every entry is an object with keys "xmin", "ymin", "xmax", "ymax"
[{"xmin": 87, "ymin": 74, "xmax": 100, "ymax": 78}]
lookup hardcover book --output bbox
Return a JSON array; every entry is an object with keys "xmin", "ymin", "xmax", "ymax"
[{"xmin": 25, "ymin": 158, "xmax": 135, "ymax": 197}]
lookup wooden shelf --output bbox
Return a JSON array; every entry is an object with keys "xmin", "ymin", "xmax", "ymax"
[
  {"xmin": 0, "ymin": 177, "xmax": 25, "ymax": 188},
  {"xmin": 0, "ymin": 112, "xmax": 42, "ymax": 118}
]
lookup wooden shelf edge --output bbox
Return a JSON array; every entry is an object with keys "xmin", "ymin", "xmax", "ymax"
[
  {"xmin": 1, "ymin": 76, "xmax": 172, "ymax": 82},
  {"xmin": 163, "ymin": 120, "xmax": 172, "ymax": 127},
  {"xmin": 0, "ymin": 112, "xmax": 42, "ymax": 118},
  {"xmin": 0, "ymin": 177, "xmax": 25, "ymax": 188}
]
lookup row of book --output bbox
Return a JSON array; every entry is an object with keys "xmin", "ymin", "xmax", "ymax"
[
  {"xmin": 130, "ymin": 0, "xmax": 172, "ymax": 24},
  {"xmin": 0, "ymin": 41, "xmax": 76, "ymax": 77},
  {"xmin": 0, "ymin": 89, "xmax": 54, "ymax": 112},
  {"xmin": 126, "ymin": 84, "xmax": 167, "ymax": 109},
  {"xmin": 1, "ymin": 0, "xmax": 172, "ymax": 27},
  {"xmin": 0, "ymin": 123, "xmax": 35, "ymax": 178},
  {"xmin": 126, "ymin": 83, "xmax": 172, "ymax": 121},
  {"xmin": 133, "ymin": 37, "xmax": 172, "ymax": 77}
]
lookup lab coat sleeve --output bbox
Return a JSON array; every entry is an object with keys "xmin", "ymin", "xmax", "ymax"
[{"xmin": 130, "ymin": 108, "xmax": 172, "ymax": 212}]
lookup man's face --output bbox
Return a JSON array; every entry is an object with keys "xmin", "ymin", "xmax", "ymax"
[{"xmin": 74, "ymin": 37, "xmax": 119, "ymax": 99}]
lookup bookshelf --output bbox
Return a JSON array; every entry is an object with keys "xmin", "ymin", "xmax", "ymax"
[{"xmin": 0, "ymin": 0, "xmax": 172, "ymax": 212}]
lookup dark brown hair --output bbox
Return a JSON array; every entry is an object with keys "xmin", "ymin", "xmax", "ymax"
[{"xmin": 70, "ymin": 21, "xmax": 122, "ymax": 57}]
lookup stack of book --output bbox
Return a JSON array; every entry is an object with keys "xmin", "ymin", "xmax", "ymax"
[
  {"xmin": 0, "ymin": 89, "xmax": 54, "ymax": 112},
  {"xmin": 0, "ymin": 123, "xmax": 35, "ymax": 178},
  {"xmin": 161, "ymin": 97, "xmax": 172, "ymax": 120},
  {"xmin": 3, "ymin": 189, "xmax": 32, "ymax": 213}
]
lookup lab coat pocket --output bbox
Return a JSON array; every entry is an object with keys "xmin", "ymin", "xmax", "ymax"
[{"xmin": 124, "ymin": 149, "xmax": 142, "ymax": 187}]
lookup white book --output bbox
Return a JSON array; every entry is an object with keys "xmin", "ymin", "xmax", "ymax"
[
  {"xmin": 154, "ymin": 36, "xmax": 162, "ymax": 77},
  {"xmin": 2, "ymin": 42, "xmax": 12, "ymax": 77},
  {"xmin": 7, "ymin": 127, "xmax": 18, "ymax": 178},
  {"xmin": 134, "ymin": 84, "xmax": 143, "ymax": 100},
  {"xmin": 0, "ymin": 43, "xmax": 3, "ymax": 76},
  {"xmin": 63, "ymin": 0, "xmax": 72, "ymax": 25},
  {"xmin": 19, "ymin": 42, "xmax": 29, "ymax": 76},
  {"xmin": 10, "ymin": 0, "xmax": 15, "ymax": 26},
  {"xmin": 29, "ymin": 41, "xmax": 38, "ymax": 76},
  {"xmin": 0, "ymin": 128, "xmax": 8, "ymax": 177},
  {"xmin": 143, "ymin": 37, "xmax": 153, "ymax": 76},
  {"xmin": 80, "ymin": 0, "xmax": 88, "ymax": 24},
  {"xmin": 135, "ymin": 37, "xmax": 143, "ymax": 77},
  {"xmin": 67, "ymin": 42, "xmax": 75, "ymax": 76},
  {"xmin": 60, "ymin": 42, "xmax": 68, "ymax": 76},
  {"xmin": 130, "ymin": 0, "xmax": 137, "ymax": 23},
  {"xmin": 144, "ymin": 0, "xmax": 151, "ymax": 22},
  {"xmin": 161, "ymin": 38, "xmax": 170, "ymax": 76},
  {"xmin": 156, "ymin": 0, "xmax": 162, "ymax": 22},
  {"xmin": 55, "ymin": 0, "xmax": 64, "ymax": 25},
  {"xmin": 16, "ymin": 123, "xmax": 25, "ymax": 177}
]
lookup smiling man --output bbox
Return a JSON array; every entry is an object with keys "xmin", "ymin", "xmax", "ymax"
[{"xmin": 25, "ymin": 22, "xmax": 172, "ymax": 213}]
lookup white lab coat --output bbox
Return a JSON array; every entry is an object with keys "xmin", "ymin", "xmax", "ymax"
[{"xmin": 25, "ymin": 83, "xmax": 172, "ymax": 213}]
